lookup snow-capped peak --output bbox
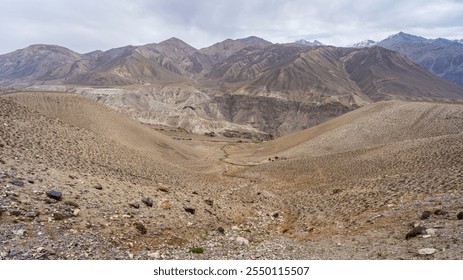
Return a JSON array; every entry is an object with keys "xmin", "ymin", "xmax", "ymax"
[
  {"xmin": 295, "ymin": 39, "xmax": 323, "ymax": 46},
  {"xmin": 352, "ymin": 40, "xmax": 377, "ymax": 48}
]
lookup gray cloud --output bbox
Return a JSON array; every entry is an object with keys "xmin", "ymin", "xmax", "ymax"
[{"xmin": 1, "ymin": 0, "xmax": 462, "ymax": 54}]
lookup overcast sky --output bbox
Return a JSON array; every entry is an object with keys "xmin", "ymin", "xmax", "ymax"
[{"xmin": 1, "ymin": 0, "xmax": 462, "ymax": 54}]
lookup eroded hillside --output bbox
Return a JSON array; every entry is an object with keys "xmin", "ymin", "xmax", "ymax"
[{"xmin": 1, "ymin": 93, "xmax": 462, "ymax": 259}]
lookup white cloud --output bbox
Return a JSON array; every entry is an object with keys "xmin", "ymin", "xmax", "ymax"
[{"xmin": 0, "ymin": 0, "xmax": 462, "ymax": 54}]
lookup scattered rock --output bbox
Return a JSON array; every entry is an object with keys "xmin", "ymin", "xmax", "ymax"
[
  {"xmin": 217, "ymin": 227, "xmax": 225, "ymax": 234},
  {"xmin": 184, "ymin": 207, "xmax": 195, "ymax": 214},
  {"xmin": 94, "ymin": 184, "xmax": 103, "ymax": 190},
  {"xmin": 9, "ymin": 179, "xmax": 24, "ymax": 187},
  {"xmin": 73, "ymin": 209, "xmax": 80, "ymax": 217},
  {"xmin": 157, "ymin": 185, "xmax": 170, "ymax": 193},
  {"xmin": 134, "ymin": 222, "xmax": 147, "ymax": 234},
  {"xmin": 0, "ymin": 159, "xmax": 5, "ymax": 164},
  {"xmin": 141, "ymin": 197, "xmax": 153, "ymax": 207},
  {"xmin": 46, "ymin": 190, "xmax": 62, "ymax": 201},
  {"xmin": 13, "ymin": 229, "xmax": 25, "ymax": 237},
  {"xmin": 273, "ymin": 213, "xmax": 279, "ymax": 219},
  {"xmin": 406, "ymin": 226, "xmax": 426, "ymax": 240},
  {"xmin": 236, "ymin": 237, "xmax": 249, "ymax": 246},
  {"xmin": 129, "ymin": 202, "xmax": 140, "ymax": 209},
  {"xmin": 457, "ymin": 211, "xmax": 463, "ymax": 220},
  {"xmin": 147, "ymin": 251, "xmax": 160, "ymax": 259},
  {"xmin": 231, "ymin": 226, "xmax": 240, "ymax": 231},
  {"xmin": 426, "ymin": 228, "xmax": 437, "ymax": 236},
  {"xmin": 204, "ymin": 199, "xmax": 213, "ymax": 206},
  {"xmin": 418, "ymin": 248, "xmax": 436, "ymax": 255},
  {"xmin": 10, "ymin": 210, "xmax": 22, "ymax": 216},
  {"xmin": 420, "ymin": 211, "xmax": 431, "ymax": 220},
  {"xmin": 25, "ymin": 211, "xmax": 39, "ymax": 218}
]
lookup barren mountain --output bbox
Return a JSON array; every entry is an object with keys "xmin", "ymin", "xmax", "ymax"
[
  {"xmin": 378, "ymin": 32, "xmax": 463, "ymax": 85},
  {"xmin": 1, "ymin": 92, "xmax": 462, "ymax": 260},
  {"xmin": 200, "ymin": 36, "xmax": 273, "ymax": 64},
  {"xmin": 1, "ymin": 37, "xmax": 463, "ymax": 138},
  {"xmin": 344, "ymin": 46, "xmax": 463, "ymax": 101},
  {"xmin": 0, "ymin": 45, "xmax": 81, "ymax": 86}
]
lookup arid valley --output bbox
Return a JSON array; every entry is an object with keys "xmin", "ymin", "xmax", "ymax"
[{"xmin": 1, "ymin": 34, "xmax": 463, "ymax": 260}]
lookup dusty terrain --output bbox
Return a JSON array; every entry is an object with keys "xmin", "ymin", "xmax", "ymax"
[{"xmin": 1, "ymin": 91, "xmax": 463, "ymax": 260}]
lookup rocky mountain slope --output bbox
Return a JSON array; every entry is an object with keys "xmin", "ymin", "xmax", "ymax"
[
  {"xmin": 1, "ymin": 36, "xmax": 463, "ymax": 138},
  {"xmin": 378, "ymin": 32, "xmax": 463, "ymax": 85},
  {"xmin": 1, "ymin": 92, "xmax": 462, "ymax": 259}
]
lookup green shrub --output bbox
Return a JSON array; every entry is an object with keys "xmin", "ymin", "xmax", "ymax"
[{"xmin": 189, "ymin": 247, "xmax": 204, "ymax": 254}]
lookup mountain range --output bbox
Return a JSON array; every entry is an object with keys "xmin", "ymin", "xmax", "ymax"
[
  {"xmin": 350, "ymin": 32, "xmax": 463, "ymax": 85},
  {"xmin": 1, "ymin": 34, "xmax": 463, "ymax": 138}
]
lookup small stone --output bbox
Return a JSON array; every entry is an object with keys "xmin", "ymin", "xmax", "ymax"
[
  {"xmin": 25, "ymin": 211, "xmax": 39, "ymax": 218},
  {"xmin": 236, "ymin": 237, "xmax": 249, "ymax": 246},
  {"xmin": 9, "ymin": 180, "xmax": 24, "ymax": 187},
  {"xmin": 129, "ymin": 202, "xmax": 140, "ymax": 209},
  {"xmin": 231, "ymin": 226, "xmax": 240, "ymax": 231},
  {"xmin": 73, "ymin": 209, "xmax": 80, "ymax": 217},
  {"xmin": 187, "ymin": 222, "xmax": 193, "ymax": 226},
  {"xmin": 1, "ymin": 252, "xmax": 7, "ymax": 258},
  {"xmin": 457, "ymin": 211, "xmax": 463, "ymax": 220},
  {"xmin": 420, "ymin": 211, "xmax": 431, "ymax": 220},
  {"xmin": 418, "ymin": 248, "xmax": 436, "ymax": 255},
  {"xmin": 422, "ymin": 235, "xmax": 432, "ymax": 239},
  {"xmin": 141, "ymin": 197, "xmax": 153, "ymax": 207},
  {"xmin": 128, "ymin": 253, "xmax": 134, "ymax": 259},
  {"xmin": 0, "ymin": 159, "xmax": 6, "ymax": 164},
  {"xmin": 148, "ymin": 251, "xmax": 160, "ymax": 259},
  {"xmin": 13, "ymin": 229, "xmax": 25, "ymax": 237},
  {"xmin": 46, "ymin": 190, "xmax": 62, "ymax": 201},
  {"xmin": 217, "ymin": 227, "xmax": 225, "ymax": 234},
  {"xmin": 406, "ymin": 226, "xmax": 426, "ymax": 240},
  {"xmin": 336, "ymin": 242, "xmax": 342, "ymax": 247},
  {"xmin": 184, "ymin": 207, "xmax": 195, "ymax": 214},
  {"xmin": 94, "ymin": 184, "xmax": 103, "ymax": 190},
  {"xmin": 204, "ymin": 199, "xmax": 213, "ymax": 206},
  {"xmin": 157, "ymin": 184, "xmax": 170, "ymax": 193}
]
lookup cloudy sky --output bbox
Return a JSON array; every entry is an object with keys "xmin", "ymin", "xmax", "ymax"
[{"xmin": 1, "ymin": 0, "xmax": 462, "ymax": 54}]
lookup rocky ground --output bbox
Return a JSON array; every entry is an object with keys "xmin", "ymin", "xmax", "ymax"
[{"xmin": 1, "ymin": 92, "xmax": 463, "ymax": 259}]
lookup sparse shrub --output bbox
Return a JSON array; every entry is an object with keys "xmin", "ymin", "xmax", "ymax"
[{"xmin": 189, "ymin": 247, "xmax": 204, "ymax": 254}]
